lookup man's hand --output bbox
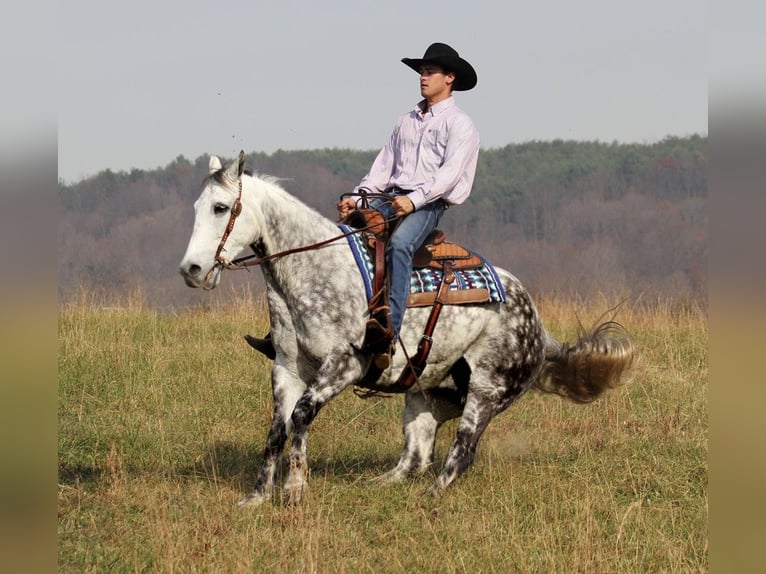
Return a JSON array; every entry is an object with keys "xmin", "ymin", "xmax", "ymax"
[
  {"xmin": 392, "ymin": 196, "xmax": 415, "ymax": 217},
  {"xmin": 337, "ymin": 197, "xmax": 357, "ymax": 220}
]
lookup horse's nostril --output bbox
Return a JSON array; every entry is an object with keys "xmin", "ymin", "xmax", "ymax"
[{"xmin": 188, "ymin": 264, "xmax": 202, "ymax": 276}]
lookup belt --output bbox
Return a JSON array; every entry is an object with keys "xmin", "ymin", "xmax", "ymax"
[
  {"xmin": 385, "ymin": 186, "xmax": 414, "ymax": 195},
  {"xmin": 383, "ymin": 187, "xmax": 450, "ymax": 208}
]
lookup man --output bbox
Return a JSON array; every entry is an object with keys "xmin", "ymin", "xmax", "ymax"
[
  {"xmin": 247, "ymin": 42, "xmax": 480, "ymax": 360},
  {"xmin": 338, "ymin": 42, "xmax": 480, "ymax": 351}
]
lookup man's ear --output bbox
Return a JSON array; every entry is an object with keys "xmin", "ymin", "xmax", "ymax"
[{"xmin": 445, "ymin": 71, "xmax": 456, "ymax": 88}]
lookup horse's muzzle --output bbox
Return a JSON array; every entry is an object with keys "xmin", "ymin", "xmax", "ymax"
[{"xmin": 179, "ymin": 261, "xmax": 217, "ymax": 289}]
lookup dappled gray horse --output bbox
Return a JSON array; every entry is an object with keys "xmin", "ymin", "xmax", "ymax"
[{"xmin": 179, "ymin": 152, "xmax": 634, "ymax": 508}]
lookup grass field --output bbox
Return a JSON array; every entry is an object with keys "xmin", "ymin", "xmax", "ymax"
[{"xmin": 58, "ymin": 292, "xmax": 707, "ymax": 572}]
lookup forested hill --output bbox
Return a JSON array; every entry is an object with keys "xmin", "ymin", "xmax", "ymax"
[{"xmin": 58, "ymin": 136, "xmax": 707, "ymax": 309}]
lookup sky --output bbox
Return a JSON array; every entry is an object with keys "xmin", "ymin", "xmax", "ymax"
[{"xmin": 57, "ymin": 0, "xmax": 708, "ymax": 183}]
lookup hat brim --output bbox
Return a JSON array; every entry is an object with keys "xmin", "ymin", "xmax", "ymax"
[{"xmin": 401, "ymin": 56, "xmax": 477, "ymax": 91}]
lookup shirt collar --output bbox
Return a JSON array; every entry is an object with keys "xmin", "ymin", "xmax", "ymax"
[{"xmin": 417, "ymin": 96, "xmax": 455, "ymax": 117}]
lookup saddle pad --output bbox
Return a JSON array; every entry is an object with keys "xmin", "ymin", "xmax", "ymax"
[{"xmin": 341, "ymin": 225, "xmax": 507, "ymax": 306}]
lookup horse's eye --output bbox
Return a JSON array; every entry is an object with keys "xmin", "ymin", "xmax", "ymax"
[{"xmin": 213, "ymin": 202, "xmax": 229, "ymax": 215}]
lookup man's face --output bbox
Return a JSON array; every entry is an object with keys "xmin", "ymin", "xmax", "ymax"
[{"xmin": 419, "ymin": 64, "xmax": 455, "ymax": 102}]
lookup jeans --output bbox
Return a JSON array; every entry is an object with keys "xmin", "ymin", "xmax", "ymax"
[{"xmin": 370, "ymin": 194, "xmax": 447, "ymax": 340}]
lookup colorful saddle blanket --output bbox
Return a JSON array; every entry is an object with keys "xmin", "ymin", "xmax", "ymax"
[{"xmin": 341, "ymin": 225, "xmax": 507, "ymax": 308}]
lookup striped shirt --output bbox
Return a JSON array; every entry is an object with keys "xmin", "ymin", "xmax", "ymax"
[{"xmin": 355, "ymin": 96, "xmax": 480, "ymax": 210}]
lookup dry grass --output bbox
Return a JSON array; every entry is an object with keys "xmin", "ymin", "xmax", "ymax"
[{"xmin": 58, "ymin": 292, "xmax": 707, "ymax": 572}]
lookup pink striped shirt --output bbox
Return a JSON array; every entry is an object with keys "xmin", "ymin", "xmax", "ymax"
[{"xmin": 354, "ymin": 96, "xmax": 480, "ymax": 210}]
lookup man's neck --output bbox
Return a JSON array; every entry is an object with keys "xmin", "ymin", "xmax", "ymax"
[{"xmin": 423, "ymin": 93, "xmax": 451, "ymax": 112}]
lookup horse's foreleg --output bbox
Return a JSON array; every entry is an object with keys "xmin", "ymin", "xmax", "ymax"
[
  {"xmin": 380, "ymin": 389, "xmax": 463, "ymax": 483},
  {"xmin": 283, "ymin": 351, "xmax": 366, "ymax": 505},
  {"xmin": 238, "ymin": 364, "xmax": 305, "ymax": 508},
  {"xmin": 237, "ymin": 412, "xmax": 285, "ymax": 508}
]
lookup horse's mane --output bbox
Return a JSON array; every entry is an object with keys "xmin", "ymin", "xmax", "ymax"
[
  {"xmin": 206, "ymin": 167, "xmax": 335, "ymax": 235},
  {"xmin": 207, "ymin": 168, "xmax": 284, "ymax": 189}
]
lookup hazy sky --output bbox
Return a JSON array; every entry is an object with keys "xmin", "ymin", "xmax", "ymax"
[{"xmin": 58, "ymin": 0, "xmax": 707, "ymax": 183}]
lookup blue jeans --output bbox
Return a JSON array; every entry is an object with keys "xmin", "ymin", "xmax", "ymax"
[{"xmin": 370, "ymin": 194, "xmax": 447, "ymax": 340}]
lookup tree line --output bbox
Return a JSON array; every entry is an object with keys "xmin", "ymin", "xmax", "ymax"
[{"xmin": 58, "ymin": 135, "xmax": 707, "ymax": 310}]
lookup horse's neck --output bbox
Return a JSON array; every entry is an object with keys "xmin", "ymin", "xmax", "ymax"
[
  {"xmin": 249, "ymin": 178, "xmax": 339, "ymax": 253},
  {"xmin": 247, "ymin": 177, "xmax": 352, "ymax": 295}
]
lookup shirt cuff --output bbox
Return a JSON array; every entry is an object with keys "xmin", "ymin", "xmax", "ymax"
[{"xmin": 407, "ymin": 189, "xmax": 427, "ymax": 210}]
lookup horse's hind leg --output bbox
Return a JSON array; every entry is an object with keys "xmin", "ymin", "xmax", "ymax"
[
  {"xmin": 429, "ymin": 390, "xmax": 511, "ymax": 494},
  {"xmin": 238, "ymin": 364, "xmax": 305, "ymax": 508},
  {"xmin": 380, "ymin": 389, "xmax": 463, "ymax": 483}
]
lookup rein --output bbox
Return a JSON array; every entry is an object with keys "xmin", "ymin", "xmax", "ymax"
[
  {"xmin": 209, "ymin": 181, "xmax": 397, "ymax": 273},
  {"xmin": 228, "ymin": 219, "xmax": 395, "ymax": 269}
]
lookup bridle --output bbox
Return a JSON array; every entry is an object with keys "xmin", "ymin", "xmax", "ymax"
[
  {"xmin": 201, "ymin": 174, "xmax": 244, "ymax": 286},
  {"xmin": 213, "ymin": 176, "xmax": 244, "ymax": 267}
]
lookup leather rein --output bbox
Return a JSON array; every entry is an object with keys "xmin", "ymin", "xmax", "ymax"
[{"xmin": 207, "ymin": 181, "xmax": 396, "ymax": 277}]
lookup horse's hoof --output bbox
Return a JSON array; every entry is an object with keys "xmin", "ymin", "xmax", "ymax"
[
  {"xmin": 425, "ymin": 481, "xmax": 446, "ymax": 498},
  {"xmin": 284, "ymin": 484, "xmax": 307, "ymax": 506},
  {"xmin": 237, "ymin": 491, "xmax": 270, "ymax": 509},
  {"xmin": 368, "ymin": 469, "xmax": 404, "ymax": 484}
]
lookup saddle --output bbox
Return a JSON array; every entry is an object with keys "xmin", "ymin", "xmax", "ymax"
[
  {"xmin": 343, "ymin": 208, "xmax": 488, "ymax": 390},
  {"xmin": 346, "ymin": 208, "xmax": 488, "ymax": 300}
]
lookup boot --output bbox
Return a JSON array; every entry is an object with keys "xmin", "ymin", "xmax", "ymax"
[
  {"xmin": 373, "ymin": 341, "xmax": 395, "ymax": 370},
  {"xmin": 364, "ymin": 314, "xmax": 396, "ymax": 370},
  {"xmin": 364, "ymin": 317, "xmax": 395, "ymax": 354},
  {"xmin": 244, "ymin": 332, "xmax": 276, "ymax": 360}
]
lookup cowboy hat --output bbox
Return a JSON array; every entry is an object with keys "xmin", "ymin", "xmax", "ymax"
[{"xmin": 401, "ymin": 42, "xmax": 477, "ymax": 91}]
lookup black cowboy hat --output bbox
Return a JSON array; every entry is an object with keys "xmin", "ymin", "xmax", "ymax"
[{"xmin": 401, "ymin": 42, "xmax": 477, "ymax": 91}]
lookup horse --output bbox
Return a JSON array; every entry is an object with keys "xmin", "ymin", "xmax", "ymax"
[{"xmin": 178, "ymin": 152, "xmax": 634, "ymax": 508}]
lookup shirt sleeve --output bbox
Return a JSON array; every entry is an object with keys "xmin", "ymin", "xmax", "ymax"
[
  {"xmin": 354, "ymin": 123, "xmax": 399, "ymax": 194},
  {"xmin": 407, "ymin": 114, "xmax": 480, "ymax": 210}
]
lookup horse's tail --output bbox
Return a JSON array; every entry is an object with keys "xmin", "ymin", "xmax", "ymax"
[{"xmin": 535, "ymin": 321, "xmax": 635, "ymax": 404}]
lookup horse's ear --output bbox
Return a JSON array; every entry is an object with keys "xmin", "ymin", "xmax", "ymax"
[
  {"xmin": 208, "ymin": 155, "xmax": 222, "ymax": 174},
  {"xmin": 224, "ymin": 155, "xmax": 239, "ymax": 182},
  {"xmin": 237, "ymin": 150, "xmax": 246, "ymax": 178},
  {"xmin": 224, "ymin": 150, "xmax": 246, "ymax": 182}
]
